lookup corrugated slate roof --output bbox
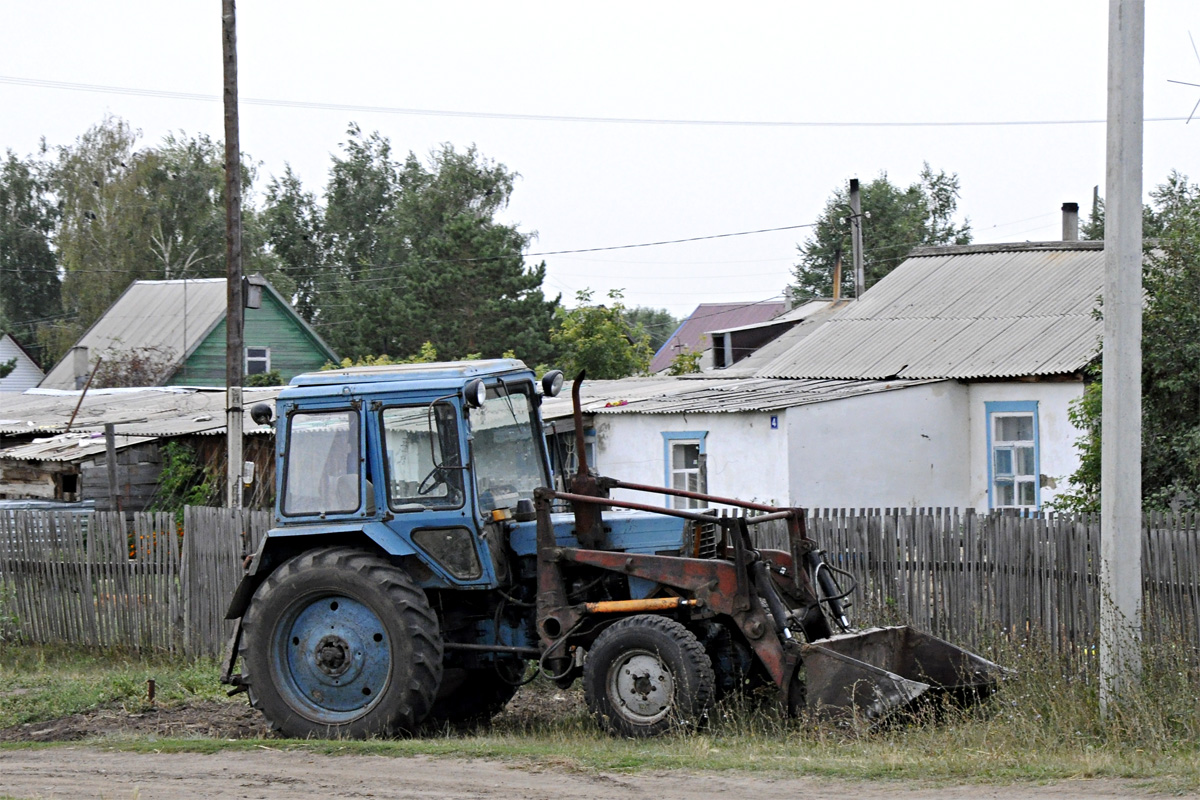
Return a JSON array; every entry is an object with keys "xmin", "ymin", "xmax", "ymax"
[
  {"xmin": 0, "ymin": 387, "xmax": 279, "ymax": 439},
  {"xmin": 542, "ymin": 376, "xmax": 935, "ymax": 418},
  {"xmin": 0, "ymin": 432, "xmax": 158, "ymax": 462},
  {"xmin": 756, "ymin": 242, "xmax": 1105, "ymax": 380},
  {"xmin": 40, "ymin": 279, "xmax": 228, "ymax": 390},
  {"xmin": 649, "ymin": 300, "xmax": 787, "ymax": 373}
]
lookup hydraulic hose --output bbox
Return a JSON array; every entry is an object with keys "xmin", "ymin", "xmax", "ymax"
[{"xmin": 751, "ymin": 561, "xmax": 793, "ymax": 640}]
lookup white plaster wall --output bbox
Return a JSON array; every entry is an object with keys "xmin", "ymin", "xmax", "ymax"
[
  {"xmin": 786, "ymin": 382, "xmax": 971, "ymax": 509},
  {"xmin": 966, "ymin": 381, "xmax": 1085, "ymax": 511},
  {"xmin": 593, "ymin": 411, "xmax": 791, "ymax": 508}
]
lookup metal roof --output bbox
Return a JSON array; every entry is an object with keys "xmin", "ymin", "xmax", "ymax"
[
  {"xmin": 39, "ymin": 277, "xmax": 338, "ymax": 390},
  {"xmin": 542, "ymin": 376, "xmax": 935, "ymax": 418},
  {"xmin": 649, "ymin": 301, "xmax": 787, "ymax": 373},
  {"xmin": 0, "ymin": 386, "xmax": 280, "ymax": 439},
  {"xmin": 0, "ymin": 432, "xmax": 158, "ymax": 462},
  {"xmin": 756, "ymin": 242, "xmax": 1105, "ymax": 380}
]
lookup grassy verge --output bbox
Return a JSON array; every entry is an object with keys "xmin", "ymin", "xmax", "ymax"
[
  {"xmin": 0, "ymin": 638, "xmax": 1197, "ymax": 793},
  {"xmin": 0, "ymin": 643, "xmax": 226, "ymax": 727}
]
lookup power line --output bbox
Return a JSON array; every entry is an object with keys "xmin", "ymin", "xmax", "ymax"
[{"xmin": 1, "ymin": 74, "xmax": 1192, "ymax": 128}]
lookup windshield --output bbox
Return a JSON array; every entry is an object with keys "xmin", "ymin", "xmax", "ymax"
[
  {"xmin": 470, "ymin": 383, "xmax": 548, "ymax": 514},
  {"xmin": 282, "ymin": 409, "xmax": 360, "ymax": 516},
  {"xmin": 382, "ymin": 403, "xmax": 464, "ymax": 510}
]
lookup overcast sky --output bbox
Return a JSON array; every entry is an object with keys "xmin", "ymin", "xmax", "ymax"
[{"xmin": 2, "ymin": 1, "xmax": 1197, "ymax": 319}]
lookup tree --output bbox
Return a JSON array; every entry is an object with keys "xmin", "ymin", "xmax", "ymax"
[
  {"xmin": 1056, "ymin": 171, "xmax": 1200, "ymax": 512},
  {"xmin": 551, "ymin": 289, "xmax": 652, "ymax": 380},
  {"xmin": 47, "ymin": 117, "xmax": 264, "ymax": 367},
  {"xmin": 791, "ymin": 164, "xmax": 971, "ymax": 300},
  {"xmin": 264, "ymin": 127, "xmax": 558, "ymax": 364},
  {"xmin": 624, "ymin": 306, "xmax": 679, "ymax": 354},
  {"xmin": 0, "ymin": 148, "xmax": 61, "ymax": 366}
]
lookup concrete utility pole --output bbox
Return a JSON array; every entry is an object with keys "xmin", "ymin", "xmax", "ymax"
[
  {"xmin": 1100, "ymin": 0, "xmax": 1144, "ymax": 712},
  {"xmin": 849, "ymin": 179, "xmax": 865, "ymax": 299},
  {"xmin": 222, "ymin": 0, "xmax": 245, "ymax": 509}
]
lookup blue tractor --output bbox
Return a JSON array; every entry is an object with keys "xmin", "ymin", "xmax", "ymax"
[{"xmin": 223, "ymin": 360, "xmax": 999, "ymax": 738}]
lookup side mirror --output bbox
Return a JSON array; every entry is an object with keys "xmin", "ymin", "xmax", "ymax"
[
  {"xmin": 250, "ymin": 403, "xmax": 275, "ymax": 426},
  {"xmin": 464, "ymin": 378, "xmax": 487, "ymax": 408},
  {"xmin": 541, "ymin": 370, "xmax": 564, "ymax": 398}
]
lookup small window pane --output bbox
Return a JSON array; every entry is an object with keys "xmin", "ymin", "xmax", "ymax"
[
  {"xmin": 1016, "ymin": 446, "xmax": 1036, "ymax": 476},
  {"xmin": 672, "ymin": 443, "xmax": 699, "ymax": 470},
  {"xmin": 995, "ymin": 480, "xmax": 1015, "ymax": 507},
  {"xmin": 997, "ymin": 415, "xmax": 1033, "ymax": 442},
  {"xmin": 993, "ymin": 448, "xmax": 1013, "ymax": 476},
  {"xmin": 1018, "ymin": 481, "xmax": 1037, "ymax": 507}
]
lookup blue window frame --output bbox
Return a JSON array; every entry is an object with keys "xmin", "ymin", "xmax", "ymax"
[
  {"xmin": 662, "ymin": 431, "xmax": 707, "ymax": 509},
  {"xmin": 986, "ymin": 401, "xmax": 1040, "ymax": 510}
]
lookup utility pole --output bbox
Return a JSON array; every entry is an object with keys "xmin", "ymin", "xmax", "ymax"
[
  {"xmin": 1100, "ymin": 0, "xmax": 1144, "ymax": 713},
  {"xmin": 222, "ymin": 0, "xmax": 244, "ymax": 509},
  {"xmin": 849, "ymin": 179, "xmax": 865, "ymax": 299}
]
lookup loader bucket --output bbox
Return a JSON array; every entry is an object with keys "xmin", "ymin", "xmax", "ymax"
[{"xmin": 800, "ymin": 626, "xmax": 1002, "ymax": 722}]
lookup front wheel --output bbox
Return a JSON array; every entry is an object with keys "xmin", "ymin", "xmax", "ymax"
[
  {"xmin": 240, "ymin": 547, "xmax": 442, "ymax": 738},
  {"xmin": 583, "ymin": 615, "xmax": 715, "ymax": 737}
]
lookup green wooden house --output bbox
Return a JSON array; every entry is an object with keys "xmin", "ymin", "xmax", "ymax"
[{"xmin": 40, "ymin": 277, "xmax": 338, "ymax": 389}]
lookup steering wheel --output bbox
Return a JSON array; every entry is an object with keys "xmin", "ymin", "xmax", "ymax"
[{"xmin": 417, "ymin": 465, "xmax": 448, "ymax": 496}]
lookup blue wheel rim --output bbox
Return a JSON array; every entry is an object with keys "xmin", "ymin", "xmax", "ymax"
[{"xmin": 270, "ymin": 593, "xmax": 393, "ymax": 724}]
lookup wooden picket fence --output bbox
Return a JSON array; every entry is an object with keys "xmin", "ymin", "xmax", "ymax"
[
  {"xmin": 0, "ymin": 506, "xmax": 269, "ymax": 657},
  {"xmin": 0, "ymin": 506, "xmax": 1196, "ymax": 665}
]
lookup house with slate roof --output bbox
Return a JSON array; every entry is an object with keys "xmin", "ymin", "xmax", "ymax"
[
  {"xmin": 39, "ymin": 277, "xmax": 338, "ymax": 390},
  {"xmin": 544, "ymin": 240, "xmax": 1102, "ymax": 513}
]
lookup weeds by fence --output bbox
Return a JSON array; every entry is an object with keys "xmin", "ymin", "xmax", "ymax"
[{"xmin": 0, "ymin": 506, "xmax": 1196, "ymax": 665}]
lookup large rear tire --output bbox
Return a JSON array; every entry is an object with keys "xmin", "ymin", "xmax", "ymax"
[
  {"xmin": 583, "ymin": 615, "xmax": 714, "ymax": 737},
  {"xmin": 240, "ymin": 547, "xmax": 442, "ymax": 738}
]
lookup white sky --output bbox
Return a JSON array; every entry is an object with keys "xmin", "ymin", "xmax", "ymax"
[{"xmin": 1, "ymin": 1, "xmax": 1197, "ymax": 319}]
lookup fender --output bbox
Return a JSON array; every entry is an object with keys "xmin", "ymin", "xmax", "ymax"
[{"xmin": 224, "ymin": 520, "xmax": 419, "ymax": 621}]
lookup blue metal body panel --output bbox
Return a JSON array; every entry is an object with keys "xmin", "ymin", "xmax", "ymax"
[{"xmin": 507, "ymin": 511, "xmax": 687, "ymax": 557}]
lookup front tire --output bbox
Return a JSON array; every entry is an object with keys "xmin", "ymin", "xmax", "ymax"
[
  {"xmin": 583, "ymin": 615, "xmax": 715, "ymax": 737},
  {"xmin": 240, "ymin": 547, "xmax": 442, "ymax": 738}
]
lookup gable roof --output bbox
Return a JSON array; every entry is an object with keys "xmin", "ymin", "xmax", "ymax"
[
  {"xmin": 0, "ymin": 334, "xmax": 45, "ymax": 392},
  {"xmin": 40, "ymin": 277, "xmax": 337, "ymax": 389},
  {"xmin": 756, "ymin": 241, "xmax": 1105, "ymax": 380},
  {"xmin": 650, "ymin": 300, "xmax": 787, "ymax": 373}
]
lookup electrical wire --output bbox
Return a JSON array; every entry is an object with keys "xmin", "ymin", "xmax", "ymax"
[{"xmin": 0, "ymin": 74, "xmax": 1192, "ymax": 128}]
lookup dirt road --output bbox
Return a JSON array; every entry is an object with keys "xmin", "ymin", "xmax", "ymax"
[{"xmin": 0, "ymin": 747, "xmax": 1182, "ymax": 800}]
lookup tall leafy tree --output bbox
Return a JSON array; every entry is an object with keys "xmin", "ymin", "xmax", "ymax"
[
  {"xmin": 265, "ymin": 127, "xmax": 557, "ymax": 364},
  {"xmin": 1056, "ymin": 171, "xmax": 1200, "ymax": 511},
  {"xmin": 47, "ymin": 117, "xmax": 263, "ymax": 367},
  {"xmin": 791, "ymin": 164, "xmax": 971, "ymax": 300},
  {"xmin": 551, "ymin": 289, "xmax": 652, "ymax": 380},
  {"xmin": 0, "ymin": 148, "xmax": 60, "ymax": 365}
]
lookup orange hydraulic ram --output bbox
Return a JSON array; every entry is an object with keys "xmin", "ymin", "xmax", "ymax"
[{"xmin": 583, "ymin": 597, "xmax": 699, "ymax": 614}]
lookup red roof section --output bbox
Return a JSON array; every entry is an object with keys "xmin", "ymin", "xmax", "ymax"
[{"xmin": 650, "ymin": 301, "xmax": 787, "ymax": 373}]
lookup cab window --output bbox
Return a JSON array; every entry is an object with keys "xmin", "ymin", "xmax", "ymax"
[
  {"xmin": 382, "ymin": 403, "xmax": 464, "ymax": 510},
  {"xmin": 282, "ymin": 409, "xmax": 360, "ymax": 516}
]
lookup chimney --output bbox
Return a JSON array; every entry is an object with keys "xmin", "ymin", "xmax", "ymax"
[
  {"xmin": 70, "ymin": 346, "xmax": 90, "ymax": 389},
  {"xmin": 1062, "ymin": 202, "xmax": 1080, "ymax": 241}
]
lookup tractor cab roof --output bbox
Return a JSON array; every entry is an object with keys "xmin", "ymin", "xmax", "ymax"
[{"xmin": 279, "ymin": 359, "xmax": 535, "ymax": 402}]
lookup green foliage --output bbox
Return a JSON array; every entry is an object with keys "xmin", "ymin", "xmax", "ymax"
[
  {"xmin": 43, "ymin": 116, "xmax": 266, "ymax": 368},
  {"xmin": 551, "ymin": 289, "xmax": 653, "ymax": 379},
  {"xmin": 244, "ymin": 369, "xmax": 283, "ymax": 387},
  {"xmin": 0, "ymin": 148, "xmax": 60, "ymax": 366},
  {"xmin": 150, "ymin": 442, "xmax": 217, "ymax": 520},
  {"xmin": 0, "ymin": 357, "xmax": 14, "ymax": 380},
  {"xmin": 265, "ymin": 127, "xmax": 558, "ymax": 365},
  {"xmin": 325, "ymin": 341, "xmax": 441, "ymax": 370},
  {"xmin": 667, "ymin": 348, "xmax": 702, "ymax": 375},
  {"xmin": 1058, "ymin": 172, "xmax": 1200, "ymax": 511},
  {"xmin": 623, "ymin": 306, "xmax": 680, "ymax": 354},
  {"xmin": 791, "ymin": 164, "xmax": 971, "ymax": 300},
  {"xmin": 1047, "ymin": 371, "xmax": 1101, "ymax": 512}
]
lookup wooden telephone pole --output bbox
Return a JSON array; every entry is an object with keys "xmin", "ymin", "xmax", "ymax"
[{"xmin": 222, "ymin": 0, "xmax": 244, "ymax": 508}]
